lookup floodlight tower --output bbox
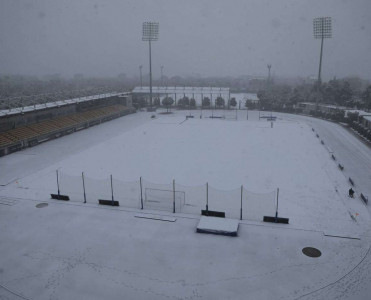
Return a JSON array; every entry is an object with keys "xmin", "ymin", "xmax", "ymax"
[
  {"xmin": 313, "ymin": 17, "xmax": 332, "ymax": 91},
  {"xmin": 142, "ymin": 22, "xmax": 159, "ymax": 108},
  {"xmin": 139, "ymin": 65, "xmax": 143, "ymax": 88},
  {"xmin": 267, "ymin": 64, "xmax": 272, "ymax": 89},
  {"xmin": 161, "ymin": 65, "xmax": 164, "ymax": 84}
]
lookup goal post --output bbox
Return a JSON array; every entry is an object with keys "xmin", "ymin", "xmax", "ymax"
[
  {"xmin": 144, "ymin": 187, "xmax": 185, "ymax": 212},
  {"xmin": 223, "ymin": 108, "xmax": 238, "ymax": 120}
]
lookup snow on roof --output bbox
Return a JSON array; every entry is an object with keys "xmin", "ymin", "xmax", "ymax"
[
  {"xmin": 0, "ymin": 92, "xmax": 130, "ymax": 117},
  {"xmin": 345, "ymin": 109, "xmax": 371, "ymax": 116},
  {"xmin": 299, "ymin": 102, "xmax": 347, "ymax": 110},
  {"xmin": 244, "ymin": 93, "xmax": 259, "ymax": 101},
  {"xmin": 132, "ymin": 86, "xmax": 230, "ymax": 95},
  {"xmin": 230, "ymin": 92, "xmax": 259, "ymax": 102},
  {"xmin": 197, "ymin": 216, "xmax": 239, "ymax": 236}
]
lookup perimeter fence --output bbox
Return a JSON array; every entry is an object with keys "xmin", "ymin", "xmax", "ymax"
[
  {"xmin": 55, "ymin": 170, "xmax": 278, "ymax": 222},
  {"xmin": 201, "ymin": 108, "xmax": 238, "ymax": 120}
]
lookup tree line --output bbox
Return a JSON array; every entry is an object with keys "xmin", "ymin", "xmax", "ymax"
[
  {"xmin": 254, "ymin": 77, "xmax": 371, "ymax": 112},
  {"xmin": 134, "ymin": 95, "xmax": 239, "ymax": 110},
  {"xmin": 1, "ymin": 74, "xmax": 370, "ymax": 112}
]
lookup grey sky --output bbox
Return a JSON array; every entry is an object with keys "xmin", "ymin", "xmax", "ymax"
[{"xmin": 0, "ymin": 0, "xmax": 370, "ymax": 80}]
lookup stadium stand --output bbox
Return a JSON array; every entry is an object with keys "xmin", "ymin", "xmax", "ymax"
[
  {"xmin": 6, "ymin": 126, "xmax": 39, "ymax": 141},
  {"xmin": 0, "ymin": 102, "xmax": 133, "ymax": 156},
  {"xmin": 50, "ymin": 116, "xmax": 79, "ymax": 129},
  {"xmin": 0, "ymin": 134, "xmax": 15, "ymax": 148}
]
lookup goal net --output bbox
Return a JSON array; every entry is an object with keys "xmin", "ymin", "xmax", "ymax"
[
  {"xmin": 224, "ymin": 109, "xmax": 238, "ymax": 120},
  {"xmin": 202, "ymin": 109, "xmax": 224, "ymax": 119},
  {"xmin": 144, "ymin": 188, "xmax": 185, "ymax": 212},
  {"xmin": 242, "ymin": 189, "xmax": 277, "ymax": 221}
]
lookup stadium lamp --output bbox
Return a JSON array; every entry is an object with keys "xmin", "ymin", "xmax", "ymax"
[
  {"xmin": 142, "ymin": 22, "xmax": 159, "ymax": 109},
  {"xmin": 313, "ymin": 17, "xmax": 332, "ymax": 86},
  {"xmin": 139, "ymin": 65, "xmax": 143, "ymax": 88},
  {"xmin": 313, "ymin": 17, "xmax": 332, "ymax": 110},
  {"xmin": 267, "ymin": 64, "xmax": 272, "ymax": 90}
]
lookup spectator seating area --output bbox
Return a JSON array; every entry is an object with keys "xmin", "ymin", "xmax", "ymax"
[{"xmin": 0, "ymin": 104, "xmax": 129, "ymax": 149}]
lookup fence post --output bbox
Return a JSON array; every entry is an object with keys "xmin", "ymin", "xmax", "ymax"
[
  {"xmin": 360, "ymin": 193, "xmax": 368, "ymax": 205},
  {"xmin": 275, "ymin": 188, "xmax": 279, "ymax": 222},
  {"xmin": 56, "ymin": 170, "xmax": 60, "ymax": 196},
  {"xmin": 240, "ymin": 185, "xmax": 243, "ymax": 220},
  {"xmin": 110, "ymin": 174, "xmax": 114, "ymax": 206},
  {"xmin": 173, "ymin": 179, "xmax": 175, "ymax": 213},
  {"xmin": 140, "ymin": 177, "xmax": 143, "ymax": 209},
  {"xmin": 82, "ymin": 172, "xmax": 86, "ymax": 203},
  {"xmin": 206, "ymin": 182, "xmax": 209, "ymax": 212}
]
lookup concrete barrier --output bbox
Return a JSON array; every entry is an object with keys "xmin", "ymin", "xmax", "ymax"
[
  {"xmin": 360, "ymin": 193, "xmax": 368, "ymax": 204},
  {"xmin": 99, "ymin": 199, "xmax": 119, "ymax": 206}
]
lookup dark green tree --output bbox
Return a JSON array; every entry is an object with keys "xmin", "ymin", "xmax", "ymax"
[
  {"xmin": 323, "ymin": 79, "xmax": 341, "ymax": 104},
  {"xmin": 177, "ymin": 97, "xmax": 184, "ymax": 107},
  {"xmin": 347, "ymin": 111, "xmax": 359, "ymax": 124},
  {"xmin": 339, "ymin": 81, "xmax": 353, "ymax": 106},
  {"xmin": 257, "ymin": 90, "xmax": 271, "ymax": 110},
  {"xmin": 178, "ymin": 96, "xmax": 189, "ymax": 108},
  {"xmin": 190, "ymin": 98, "xmax": 196, "ymax": 107},
  {"xmin": 153, "ymin": 97, "xmax": 160, "ymax": 106},
  {"xmin": 162, "ymin": 96, "xmax": 174, "ymax": 112},
  {"xmin": 215, "ymin": 96, "xmax": 225, "ymax": 108},
  {"xmin": 182, "ymin": 96, "xmax": 190, "ymax": 106},
  {"xmin": 245, "ymin": 100, "xmax": 256, "ymax": 110},
  {"xmin": 289, "ymin": 88, "xmax": 302, "ymax": 105},
  {"xmin": 362, "ymin": 85, "xmax": 371, "ymax": 109},
  {"xmin": 134, "ymin": 97, "xmax": 146, "ymax": 108},
  {"xmin": 229, "ymin": 97, "xmax": 237, "ymax": 107},
  {"xmin": 202, "ymin": 97, "xmax": 211, "ymax": 107}
]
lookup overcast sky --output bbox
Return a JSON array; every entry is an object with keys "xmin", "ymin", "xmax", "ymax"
[{"xmin": 0, "ymin": 0, "xmax": 370, "ymax": 80}]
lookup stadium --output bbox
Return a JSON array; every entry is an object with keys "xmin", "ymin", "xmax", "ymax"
[
  {"xmin": 1, "ymin": 92, "xmax": 371, "ymax": 299},
  {"xmin": 1, "ymin": 1, "xmax": 371, "ymax": 298}
]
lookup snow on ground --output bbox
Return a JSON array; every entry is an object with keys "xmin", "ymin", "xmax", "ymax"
[
  {"xmin": 4, "ymin": 110, "xmax": 368, "ymax": 234},
  {"xmin": 1, "ymin": 109, "xmax": 371, "ymax": 299}
]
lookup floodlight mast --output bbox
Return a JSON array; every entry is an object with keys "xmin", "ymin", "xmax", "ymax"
[
  {"xmin": 313, "ymin": 17, "xmax": 332, "ymax": 108},
  {"xmin": 139, "ymin": 65, "xmax": 143, "ymax": 88},
  {"xmin": 267, "ymin": 64, "xmax": 272, "ymax": 90},
  {"xmin": 142, "ymin": 22, "xmax": 159, "ymax": 109}
]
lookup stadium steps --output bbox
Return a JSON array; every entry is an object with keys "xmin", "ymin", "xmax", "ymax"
[
  {"xmin": 80, "ymin": 109, "xmax": 106, "ymax": 120},
  {"xmin": 49, "ymin": 116, "xmax": 79, "ymax": 129},
  {"xmin": 100, "ymin": 106, "xmax": 118, "ymax": 114},
  {"xmin": 6, "ymin": 126, "xmax": 39, "ymax": 141},
  {"xmin": 0, "ymin": 105, "xmax": 130, "ymax": 149},
  {"xmin": 69, "ymin": 114, "xmax": 89, "ymax": 123},
  {"xmin": 28, "ymin": 121, "xmax": 60, "ymax": 135},
  {"xmin": 0, "ymin": 134, "xmax": 15, "ymax": 147}
]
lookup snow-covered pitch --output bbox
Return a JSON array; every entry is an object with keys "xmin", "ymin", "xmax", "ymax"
[
  {"xmin": 8, "ymin": 109, "xmax": 366, "ymax": 233},
  {"xmin": 1, "ymin": 109, "xmax": 370, "ymax": 299}
]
